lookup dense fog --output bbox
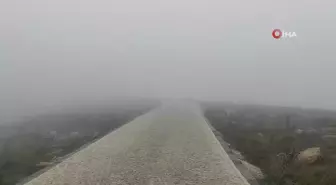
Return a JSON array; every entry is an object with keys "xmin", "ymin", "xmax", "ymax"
[{"xmin": 1, "ymin": 0, "xmax": 335, "ymax": 123}]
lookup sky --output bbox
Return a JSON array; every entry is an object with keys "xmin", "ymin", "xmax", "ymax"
[{"xmin": 0, "ymin": 0, "xmax": 335, "ymax": 122}]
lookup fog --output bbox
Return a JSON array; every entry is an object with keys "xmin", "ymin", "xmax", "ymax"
[{"xmin": 1, "ymin": 0, "xmax": 335, "ymax": 123}]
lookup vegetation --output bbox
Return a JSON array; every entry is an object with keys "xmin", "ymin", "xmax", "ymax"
[
  {"xmin": 203, "ymin": 103, "xmax": 336, "ymax": 185},
  {"xmin": 0, "ymin": 106, "xmax": 153, "ymax": 185}
]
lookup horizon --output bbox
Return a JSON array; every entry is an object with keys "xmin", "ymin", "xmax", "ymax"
[{"xmin": 1, "ymin": 0, "xmax": 335, "ymax": 123}]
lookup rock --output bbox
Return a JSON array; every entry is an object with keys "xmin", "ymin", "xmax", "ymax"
[{"xmin": 297, "ymin": 147, "xmax": 322, "ymax": 164}]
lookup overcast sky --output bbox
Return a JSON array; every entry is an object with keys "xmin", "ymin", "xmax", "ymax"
[{"xmin": 0, "ymin": 0, "xmax": 335, "ymax": 121}]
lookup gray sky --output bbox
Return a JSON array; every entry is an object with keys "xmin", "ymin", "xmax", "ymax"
[{"xmin": 1, "ymin": 0, "xmax": 335, "ymax": 121}]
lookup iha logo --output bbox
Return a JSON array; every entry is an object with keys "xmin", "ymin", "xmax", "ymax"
[{"xmin": 272, "ymin": 29, "xmax": 297, "ymax": 39}]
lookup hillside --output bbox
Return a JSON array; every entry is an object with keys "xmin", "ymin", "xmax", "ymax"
[{"xmin": 203, "ymin": 102, "xmax": 336, "ymax": 185}]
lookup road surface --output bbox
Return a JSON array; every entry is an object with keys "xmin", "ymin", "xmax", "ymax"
[{"xmin": 24, "ymin": 103, "xmax": 250, "ymax": 185}]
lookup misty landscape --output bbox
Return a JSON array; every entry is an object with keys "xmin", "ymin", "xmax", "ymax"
[
  {"xmin": 1, "ymin": 0, "xmax": 335, "ymax": 184},
  {"xmin": 203, "ymin": 102, "xmax": 336, "ymax": 185},
  {"xmin": 0, "ymin": 100, "xmax": 158, "ymax": 185},
  {"xmin": 2, "ymin": 100, "xmax": 336, "ymax": 184}
]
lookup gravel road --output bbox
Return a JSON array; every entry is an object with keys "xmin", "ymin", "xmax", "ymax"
[{"xmin": 24, "ymin": 103, "xmax": 250, "ymax": 185}]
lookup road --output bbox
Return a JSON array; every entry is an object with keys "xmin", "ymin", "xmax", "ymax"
[{"xmin": 24, "ymin": 103, "xmax": 250, "ymax": 185}]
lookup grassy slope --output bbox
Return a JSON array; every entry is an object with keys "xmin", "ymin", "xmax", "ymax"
[{"xmin": 203, "ymin": 103, "xmax": 336, "ymax": 185}]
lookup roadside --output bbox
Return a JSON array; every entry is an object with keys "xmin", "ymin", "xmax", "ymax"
[
  {"xmin": 202, "ymin": 102, "xmax": 336, "ymax": 185},
  {"xmin": 206, "ymin": 120, "xmax": 263, "ymax": 185},
  {"xmin": 0, "ymin": 105, "xmax": 155, "ymax": 185}
]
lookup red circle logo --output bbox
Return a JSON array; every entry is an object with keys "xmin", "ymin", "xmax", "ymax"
[{"xmin": 272, "ymin": 29, "xmax": 282, "ymax": 39}]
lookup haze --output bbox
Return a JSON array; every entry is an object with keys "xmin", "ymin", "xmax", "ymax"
[{"xmin": 1, "ymin": 0, "xmax": 335, "ymax": 123}]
